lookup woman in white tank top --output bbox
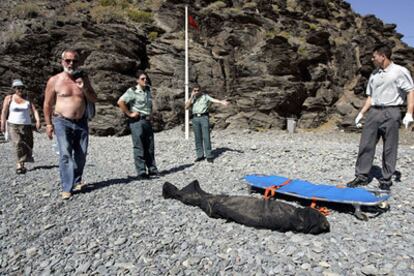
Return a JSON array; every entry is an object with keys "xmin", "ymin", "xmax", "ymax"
[{"xmin": 1, "ymin": 79, "xmax": 41, "ymax": 174}]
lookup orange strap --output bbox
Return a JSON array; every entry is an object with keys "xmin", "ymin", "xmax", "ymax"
[
  {"xmin": 311, "ymin": 198, "xmax": 330, "ymax": 216},
  {"xmin": 263, "ymin": 179, "xmax": 291, "ymax": 200},
  {"xmin": 335, "ymin": 184, "xmax": 346, "ymax": 189},
  {"xmin": 263, "ymin": 182, "xmax": 330, "ymax": 216}
]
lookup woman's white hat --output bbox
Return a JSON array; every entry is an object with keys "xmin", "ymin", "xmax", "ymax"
[{"xmin": 12, "ymin": 79, "xmax": 24, "ymax": 87}]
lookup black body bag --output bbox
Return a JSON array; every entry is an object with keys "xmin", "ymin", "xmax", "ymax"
[{"xmin": 162, "ymin": 180, "xmax": 330, "ymax": 234}]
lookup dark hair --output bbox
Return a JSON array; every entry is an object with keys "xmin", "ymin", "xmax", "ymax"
[
  {"xmin": 136, "ymin": 70, "xmax": 146, "ymax": 78},
  {"xmin": 373, "ymin": 44, "xmax": 392, "ymax": 59},
  {"xmin": 136, "ymin": 70, "xmax": 151, "ymax": 86},
  {"xmin": 192, "ymin": 84, "xmax": 201, "ymax": 90}
]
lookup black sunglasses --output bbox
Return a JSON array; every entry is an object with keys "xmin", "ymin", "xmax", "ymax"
[{"xmin": 64, "ymin": 59, "xmax": 78, "ymax": 64}]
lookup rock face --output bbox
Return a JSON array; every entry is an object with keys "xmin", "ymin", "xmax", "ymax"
[{"xmin": 1, "ymin": 0, "xmax": 414, "ymax": 135}]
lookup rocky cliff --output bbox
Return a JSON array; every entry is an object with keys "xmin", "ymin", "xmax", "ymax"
[{"xmin": 1, "ymin": 0, "xmax": 414, "ymax": 135}]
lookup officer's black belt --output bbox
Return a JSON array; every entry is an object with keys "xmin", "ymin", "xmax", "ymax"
[
  {"xmin": 193, "ymin": 113, "xmax": 209, "ymax": 117},
  {"xmin": 371, "ymin": 105, "xmax": 402, "ymax": 109},
  {"xmin": 128, "ymin": 115, "xmax": 149, "ymax": 122}
]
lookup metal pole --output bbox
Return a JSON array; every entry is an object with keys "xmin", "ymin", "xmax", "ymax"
[{"xmin": 184, "ymin": 5, "xmax": 189, "ymax": 140}]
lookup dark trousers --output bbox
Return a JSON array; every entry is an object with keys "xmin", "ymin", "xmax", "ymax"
[
  {"xmin": 355, "ymin": 107, "xmax": 400, "ymax": 181},
  {"xmin": 192, "ymin": 115, "xmax": 213, "ymax": 159},
  {"xmin": 129, "ymin": 118, "xmax": 157, "ymax": 175}
]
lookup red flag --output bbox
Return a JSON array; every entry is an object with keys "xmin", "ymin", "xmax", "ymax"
[{"xmin": 188, "ymin": 15, "xmax": 199, "ymax": 30}]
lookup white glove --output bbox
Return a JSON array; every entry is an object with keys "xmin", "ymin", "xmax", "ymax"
[
  {"xmin": 402, "ymin": 113, "xmax": 413, "ymax": 128},
  {"xmin": 355, "ymin": 112, "xmax": 363, "ymax": 128}
]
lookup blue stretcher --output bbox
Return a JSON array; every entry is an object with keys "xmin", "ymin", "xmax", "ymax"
[{"xmin": 244, "ymin": 174, "xmax": 390, "ymax": 220}]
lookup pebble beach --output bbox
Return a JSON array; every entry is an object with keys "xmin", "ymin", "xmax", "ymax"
[{"xmin": 1, "ymin": 127, "xmax": 414, "ymax": 275}]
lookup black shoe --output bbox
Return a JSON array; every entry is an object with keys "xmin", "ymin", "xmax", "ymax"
[
  {"xmin": 206, "ymin": 158, "xmax": 214, "ymax": 163},
  {"xmin": 346, "ymin": 177, "xmax": 369, "ymax": 188},
  {"xmin": 26, "ymin": 156, "xmax": 35, "ymax": 163},
  {"xmin": 148, "ymin": 170, "xmax": 160, "ymax": 177},
  {"xmin": 16, "ymin": 167, "xmax": 26, "ymax": 174},
  {"xmin": 135, "ymin": 173, "xmax": 150, "ymax": 180},
  {"xmin": 379, "ymin": 180, "xmax": 392, "ymax": 191},
  {"xmin": 194, "ymin": 157, "xmax": 205, "ymax": 162}
]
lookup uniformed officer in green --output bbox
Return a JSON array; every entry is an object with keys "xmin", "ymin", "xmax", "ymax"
[
  {"xmin": 117, "ymin": 70, "xmax": 158, "ymax": 179},
  {"xmin": 185, "ymin": 84, "xmax": 229, "ymax": 163}
]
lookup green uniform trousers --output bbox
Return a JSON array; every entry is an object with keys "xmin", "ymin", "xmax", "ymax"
[
  {"xmin": 192, "ymin": 115, "xmax": 213, "ymax": 159},
  {"xmin": 129, "ymin": 118, "xmax": 157, "ymax": 175}
]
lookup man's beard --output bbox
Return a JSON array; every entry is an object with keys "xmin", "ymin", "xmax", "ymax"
[{"xmin": 63, "ymin": 66, "xmax": 74, "ymax": 75}]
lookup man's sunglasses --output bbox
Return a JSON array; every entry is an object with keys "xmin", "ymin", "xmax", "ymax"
[{"xmin": 64, "ymin": 59, "xmax": 78, "ymax": 64}]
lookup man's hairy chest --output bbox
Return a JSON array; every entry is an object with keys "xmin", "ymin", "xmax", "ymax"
[{"xmin": 55, "ymin": 77, "xmax": 83, "ymax": 98}]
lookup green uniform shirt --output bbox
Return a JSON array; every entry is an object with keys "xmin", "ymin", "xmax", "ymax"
[
  {"xmin": 191, "ymin": 94, "xmax": 213, "ymax": 114},
  {"xmin": 119, "ymin": 85, "xmax": 152, "ymax": 115}
]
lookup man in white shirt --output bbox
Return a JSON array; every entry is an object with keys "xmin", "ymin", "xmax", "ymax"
[{"xmin": 347, "ymin": 44, "xmax": 414, "ymax": 190}]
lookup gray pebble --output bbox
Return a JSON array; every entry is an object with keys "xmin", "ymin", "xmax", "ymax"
[
  {"xmin": 113, "ymin": 237, "xmax": 127, "ymax": 246},
  {"xmin": 1, "ymin": 129, "xmax": 413, "ymax": 275},
  {"xmin": 26, "ymin": 247, "xmax": 37, "ymax": 257}
]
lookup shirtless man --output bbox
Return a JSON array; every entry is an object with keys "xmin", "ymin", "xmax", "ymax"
[{"xmin": 43, "ymin": 49, "xmax": 97, "ymax": 199}]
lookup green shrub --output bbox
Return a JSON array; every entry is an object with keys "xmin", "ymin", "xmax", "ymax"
[
  {"xmin": 286, "ymin": 0, "xmax": 300, "ymax": 12},
  {"xmin": 255, "ymin": 126, "xmax": 269, "ymax": 132},
  {"xmin": 265, "ymin": 30, "xmax": 277, "ymax": 39},
  {"xmin": 226, "ymin": 7, "xmax": 243, "ymax": 15},
  {"xmin": 99, "ymin": 0, "xmax": 131, "ymax": 9},
  {"xmin": 272, "ymin": 4, "xmax": 280, "ymax": 13},
  {"xmin": 65, "ymin": 1, "xmax": 90, "ymax": 14},
  {"xmin": 95, "ymin": 0, "xmax": 153, "ymax": 23},
  {"xmin": 148, "ymin": 31, "xmax": 158, "ymax": 41},
  {"xmin": 210, "ymin": 0, "xmax": 226, "ymax": 8},
  {"xmin": 278, "ymin": 31, "xmax": 290, "ymax": 39},
  {"xmin": 307, "ymin": 23, "xmax": 319, "ymax": 30},
  {"xmin": 117, "ymin": 0, "xmax": 132, "ymax": 9},
  {"xmin": 13, "ymin": 3, "xmax": 41, "ymax": 19},
  {"xmin": 99, "ymin": 0, "xmax": 117, "ymax": 7},
  {"xmin": 127, "ymin": 8, "xmax": 152, "ymax": 23},
  {"xmin": 176, "ymin": 31, "xmax": 185, "ymax": 40},
  {"xmin": 334, "ymin": 36, "xmax": 347, "ymax": 46},
  {"xmin": 200, "ymin": 1, "xmax": 227, "ymax": 14},
  {"xmin": 90, "ymin": 5, "xmax": 124, "ymax": 23},
  {"xmin": 143, "ymin": 0, "xmax": 163, "ymax": 11},
  {"xmin": 0, "ymin": 22, "xmax": 27, "ymax": 48},
  {"xmin": 298, "ymin": 45, "xmax": 308, "ymax": 55},
  {"xmin": 265, "ymin": 29, "xmax": 291, "ymax": 40},
  {"xmin": 243, "ymin": 2, "xmax": 257, "ymax": 9}
]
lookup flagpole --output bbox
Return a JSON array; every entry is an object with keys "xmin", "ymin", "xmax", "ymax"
[{"xmin": 184, "ymin": 5, "xmax": 189, "ymax": 140}]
